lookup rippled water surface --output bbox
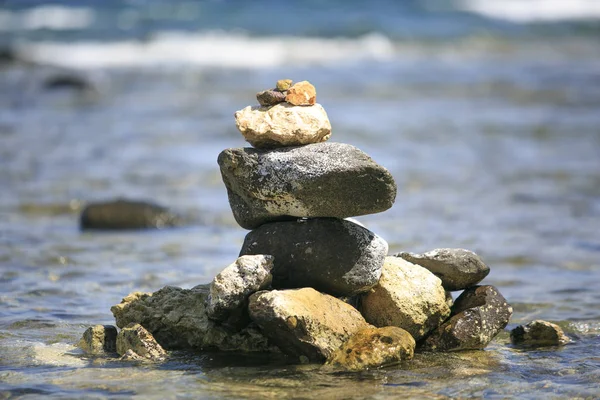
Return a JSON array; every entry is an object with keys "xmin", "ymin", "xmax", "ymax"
[{"xmin": 1, "ymin": 1, "xmax": 600, "ymax": 398}]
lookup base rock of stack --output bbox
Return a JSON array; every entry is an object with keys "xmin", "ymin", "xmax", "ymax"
[
  {"xmin": 248, "ymin": 288, "xmax": 370, "ymax": 361},
  {"xmin": 205, "ymin": 255, "xmax": 274, "ymax": 329},
  {"xmin": 395, "ymin": 248, "xmax": 490, "ymax": 291},
  {"xmin": 326, "ymin": 326, "xmax": 415, "ymax": 371},
  {"xmin": 359, "ymin": 257, "xmax": 451, "ymax": 341},
  {"xmin": 218, "ymin": 142, "xmax": 397, "ymax": 229},
  {"xmin": 240, "ymin": 218, "xmax": 388, "ymax": 297},
  {"xmin": 110, "ymin": 285, "xmax": 275, "ymax": 353},
  {"xmin": 420, "ymin": 285, "xmax": 512, "ymax": 352},
  {"xmin": 234, "ymin": 103, "xmax": 331, "ymax": 149}
]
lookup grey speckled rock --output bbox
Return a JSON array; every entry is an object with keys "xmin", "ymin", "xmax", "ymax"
[
  {"xmin": 510, "ymin": 320, "xmax": 570, "ymax": 347},
  {"xmin": 116, "ymin": 323, "xmax": 167, "ymax": 361},
  {"xmin": 248, "ymin": 288, "xmax": 370, "ymax": 361},
  {"xmin": 77, "ymin": 325, "xmax": 117, "ymax": 355},
  {"xmin": 359, "ymin": 257, "xmax": 450, "ymax": 341},
  {"xmin": 218, "ymin": 142, "xmax": 397, "ymax": 229},
  {"xmin": 420, "ymin": 285, "xmax": 513, "ymax": 352},
  {"xmin": 110, "ymin": 285, "xmax": 276, "ymax": 353},
  {"xmin": 206, "ymin": 255, "xmax": 274, "ymax": 329},
  {"xmin": 395, "ymin": 248, "xmax": 490, "ymax": 291},
  {"xmin": 326, "ymin": 326, "xmax": 415, "ymax": 371},
  {"xmin": 239, "ymin": 218, "xmax": 388, "ymax": 297}
]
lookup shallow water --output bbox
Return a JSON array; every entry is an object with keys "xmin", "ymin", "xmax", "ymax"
[{"xmin": 2, "ymin": 1, "xmax": 600, "ymax": 398}]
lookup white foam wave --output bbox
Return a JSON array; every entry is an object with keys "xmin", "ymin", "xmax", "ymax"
[
  {"xmin": 0, "ymin": 5, "xmax": 95, "ymax": 31},
  {"xmin": 458, "ymin": 0, "xmax": 600, "ymax": 22},
  {"xmin": 15, "ymin": 31, "xmax": 396, "ymax": 69}
]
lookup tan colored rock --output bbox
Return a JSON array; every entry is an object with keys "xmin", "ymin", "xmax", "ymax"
[
  {"xmin": 276, "ymin": 79, "xmax": 293, "ymax": 91},
  {"xmin": 248, "ymin": 288, "xmax": 370, "ymax": 361},
  {"xmin": 510, "ymin": 320, "xmax": 570, "ymax": 347},
  {"xmin": 360, "ymin": 257, "xmax": 451, "ymax": 341},
  {"xmin": 234, "ymin": 103, "xmax": 331, "ymax": 148},
  {"xmin": 110, "ymin": 285, "xmax": 275, "ymax": 353},
  {"xmin": 327, "ymin": 326, "xmax": 415, "ymax": 371},
  {"xmin": 285, "ymin": 81, "xmax": 316, "ymax": 105},
  {"xmin": 77, "ymin": 325, "xmax": 117, "ymax": 355},
  {"xmin": 206, "ymin": 255, "xmax": 274, "ymax": 328},
  {"xmin": 116, "ymin": 323, "xmax": 167, "ymax": 361}
]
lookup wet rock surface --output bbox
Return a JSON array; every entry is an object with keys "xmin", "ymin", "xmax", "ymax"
[
  {"xmin": 240, "ymin": 218, "xmax": 388, "ymax": 296},
  {"xmin": 234, "ymin": 103, "xmax": 331, "ymax": 148},
  {"xmin": 248, "ymin": 288, "xmax": 370, "ymax": 361},
  {"xmin": 421, "ymin": 285, "xmax": 512, "ymax": 352},
  {"xmin": 206, "ymin": 255, "xmax": 274, "ymax": 329},
  {"xmin": 77, "ymin": 325, "xmax": 117, "ymax": 355},
  {"xmin": 218, "ymin": 142, "xmax": 397, "ymax": 229},
  {"xmin": 360, "ymin": 256, "xmax": 451, "ymax": 341},
  {"xmin": 116, "ymin": 323, "xmax": 167, "ymax": 361},
  {"xmin": 395, "ymin": 248, "xmax": 490, "ymax": 291},
  {"xmin": 80, "ymin": 199, "xmax": 183, "ymax": 230},
  {"xmin": 110, "ymin": 285, "xmax": 275, "ymax": 352},
  {"xmin": 326, "ymin": 326, "xmax": 415, "ymax": 371},
  {"xmin": 510, "ymin": 320, "xmax": 570, "ymax": 347}
]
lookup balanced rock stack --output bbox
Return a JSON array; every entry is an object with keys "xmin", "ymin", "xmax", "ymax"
[{"xmin": 99, "ymin": 80, "xmax": 515, "ymax": 370}]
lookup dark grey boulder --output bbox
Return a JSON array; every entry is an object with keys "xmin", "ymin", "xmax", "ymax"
[
  {"xmin": 394, "ymin": 248, "xmax": 490, "ymax": 291},
  {"xmin": 420, "ymin": 285, "xmax": 512, "ymax": 352},
  {"xmin": 218, "ymin": 142, "xmax": 397, "ymax": 230},
  {"xmin": 80, "ymin": 199, "xmax": 183, "ymax": 230},
  {"xmin": 239, "ymin": 218, "xmax": 388, "ymax": 296}
]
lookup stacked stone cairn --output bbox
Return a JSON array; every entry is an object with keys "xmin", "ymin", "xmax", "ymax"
[{"xmin": 82, "ymin": 80, "xmax": 523, "ymax": 369}]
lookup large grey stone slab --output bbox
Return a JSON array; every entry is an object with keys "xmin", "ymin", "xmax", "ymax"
[
  {"xmin": 239, "ymin": 218, "xmax": 388, "ymax": 297},
  {"xmin": 395, "ymin": 248, "xmax": 490, "ymax": 291},
  {"xmin": 218, "ymin": 142, "xmax": 397, "ymax": 229}
]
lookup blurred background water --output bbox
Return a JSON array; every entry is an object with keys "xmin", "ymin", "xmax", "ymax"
[{"xmin": 1, "ymin": 0, "xmax": 599, "ymax": 398}]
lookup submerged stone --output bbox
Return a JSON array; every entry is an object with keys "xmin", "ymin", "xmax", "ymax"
[
  {"xmin": 240, "ymin": 218, "xmax": 388, "ymax": 297},
  {"xmin": 421, "ymin": 285, "xmax": 512, "ymax": 352},
  {"xmin": 510, "ymin": 320, "xmax": 570, "ymax": 347},
  {"xmin": 395, "ymin": 248, "xmax": 490, "ymax": 291},
  {"xmin": 218, "ymin": 142, "xmax": 397, "ymax": 229},
  {"xmin": 110, "ymin": 285, "xmax": 275, "ymax": 353},
  {"xmin": 206, "ymin": 255, "xmax": 274, "ymax": 329},
  {"xmin": 116, "ymin": 323, "xmax": 167, "ymax": 361},
  {"xmin": 234, "ymin": 103, "xmax": 331, "ymax": 148},
  {"xmin": 248, "ymin": 288, "xmax": 370, "ymax": 361},
  {"xmin": 80, "ymin": 199, "xmax": 183, "ymax": 230},
  {"xmin": 359, "ymin": 257, "xmax": 450, "ymax": 341},
  {"xmin": 77, "ymin": 325, "xmax": 117, "ymax": 355},
  {"xmin": 326, "ymin": 326, "xmax": 415, "ymax": 371}
]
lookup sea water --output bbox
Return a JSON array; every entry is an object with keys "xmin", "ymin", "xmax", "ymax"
[{"xmin": 1, "ymin": 0, "xmax": 599, "ymax": 398}]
